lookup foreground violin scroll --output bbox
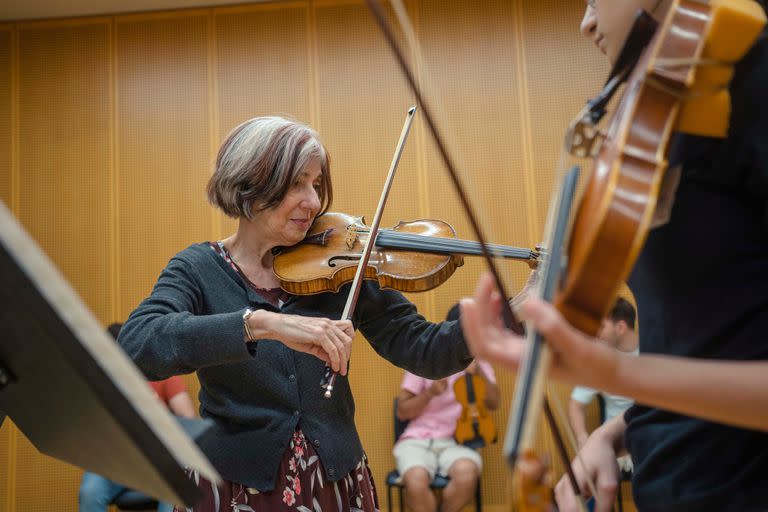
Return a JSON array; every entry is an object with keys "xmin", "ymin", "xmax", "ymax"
[{"xmin": 273, "ymin": 212, "xmax": 539, "ymax": 295}]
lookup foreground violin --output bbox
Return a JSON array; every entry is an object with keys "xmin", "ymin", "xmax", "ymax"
[{"xmin": 273, "ymin": 212, "xmax": 538, "ymax": 295}]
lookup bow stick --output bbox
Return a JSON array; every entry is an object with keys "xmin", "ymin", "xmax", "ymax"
[{"xmin": 322, "ymin": 106, "xmax": 417, "ymax": 398}]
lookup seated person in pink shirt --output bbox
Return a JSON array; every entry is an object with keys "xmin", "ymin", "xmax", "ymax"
[{"xmin": 393, "ymin": 305, "xmax": 499, "ymax": 512}]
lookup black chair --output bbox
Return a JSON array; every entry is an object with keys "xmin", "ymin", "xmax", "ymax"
[
  {"xmin": 109, "ymin": 489, "xmax": 159, "ymax": 511},
  {"xmin": 596, "ymin": 395, "xmax": 633, "ymax": 512},
  {"xmin": 385, "ymin": 398, "xmax": 482, "ymax": 512}
]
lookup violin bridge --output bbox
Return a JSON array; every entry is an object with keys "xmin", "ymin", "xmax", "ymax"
[{"xmin": 344, "ymin": 224, "xmax": 359, "ymax": 250}]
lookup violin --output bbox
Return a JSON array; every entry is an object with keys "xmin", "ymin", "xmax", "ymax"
[
  {"xmin": 273, "ymin": 212, "xmax": 538, "ymax": 295},
  {"xmin": 453, "ymin": 368, "xmax": 496, "ymax": 448}
]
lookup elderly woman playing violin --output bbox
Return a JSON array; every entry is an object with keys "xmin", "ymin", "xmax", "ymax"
[
  {"xmin": 118, "ymin": 116, "xmax": 472, "ymax": 512},
  {"xmin": 461, "ymin": 0, "xmax": 768, "ymax": 511}
]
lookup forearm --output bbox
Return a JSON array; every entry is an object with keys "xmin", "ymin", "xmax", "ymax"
[
  {"xmin": 593, "ymin": 412, "xmax": 627, "ymax": 454},
  {"xmin": 397, "ymin": 391, "xmax": 434, "ymax": 420},
  {"xmin": 358, "ymin": 284, "xmax": 471, "ymax": 378},
  {"xmin": 122, "ymin": 310, "xmax": 251, "ymax": 379},
  {"xmin": 600, "ymin": 353, "xmax": 768, "ymax": 432},
  {"xmin": 120, "ymin": 257, "xmax": 253, "ymax": 379},
  {"xmin": 567, "ymin": 401, "xmax": 590, "ymax": 447},
  {"xmin": 168, "ymin": 393, "xmax": 197, "ymax": 419}
]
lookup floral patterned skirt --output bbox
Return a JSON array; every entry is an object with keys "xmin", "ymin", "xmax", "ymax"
[{"xmin": 176, "ymin": 428, "xmax": 379, "ymax": 512}]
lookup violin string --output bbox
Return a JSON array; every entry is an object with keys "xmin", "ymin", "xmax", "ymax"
[{"xmin": 371, "ymin": 229, "xmax": 534, "ymax": 259}]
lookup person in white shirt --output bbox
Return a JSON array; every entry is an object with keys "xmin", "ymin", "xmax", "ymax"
[{"xmin": 568, "ymin": 298, "xmax": 638, "ymax": 453}]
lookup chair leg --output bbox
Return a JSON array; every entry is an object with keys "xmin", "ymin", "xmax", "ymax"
[
  {"xmin": 387, "ymin": 485, "xmax": 393, "ymax": 512},
  {"xmin": 399, "ymin": 487, "xmax": 405, "ymax": 512},
  {"xmin": 476, "ymin": 478, "xmax": 482, "ymax": 512}
]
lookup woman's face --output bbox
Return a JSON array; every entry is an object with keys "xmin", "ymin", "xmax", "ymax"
[
  {"xmin": 580, "ymin": 0, "xmax": 668, "ymax": 63},
  {"xmin": 257, "ymin": 160, "xmax": 324, "ymax": 247}
]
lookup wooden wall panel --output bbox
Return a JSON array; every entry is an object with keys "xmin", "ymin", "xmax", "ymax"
[
  {"xmin": 116, "ymin": 12, "xmax": 212, "ymax": 321},
  {"xmin": 15, "ymin": 20, "xmax": 112, "ymax": 510},
  {"xmin": 214, "ymin": 2, "xmax": 313, "ymax": 239},
  {"xmin": 520, "ymin": 0, "xmax": 609, "ymax": 237},
  {"xmin": 315, "ymin": 0, "xmax": 421, "ymax": 228},
  {"xmin": 0, "ymin": 28, "xmax": 11, "ymax": 208},
  {"xmin": 17, "ymin": 21, "xmax": 112, "ymax": 322}
]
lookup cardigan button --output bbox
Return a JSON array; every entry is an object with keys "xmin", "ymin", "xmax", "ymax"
[
  {"xmin": 289, "ymin": 374, "xmax": 296, "ymax": 381},
  {"xmin": 327, "ymin": 467, "xmax": 336, "ymax": 478},
  {"xmin": 294, "ymin": 410, "xmax": 300, "ymax": 416},
  {"xmin": 313, "ymin": 439, "xmax": 320, "ymax": 447}
]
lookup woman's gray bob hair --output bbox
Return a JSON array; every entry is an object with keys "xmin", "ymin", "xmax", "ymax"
[{"xmin": 207, "ymin": 116, "xmax": 332, "ymax": 220}]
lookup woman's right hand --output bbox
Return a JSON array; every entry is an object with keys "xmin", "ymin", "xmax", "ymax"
[
  {"xmin": 554, "ymin": 421, "xmax": 623, "ymax": 512},
  {"xmin": 249, "ymin": 310, "xmax": 354, "ymax": 374}
]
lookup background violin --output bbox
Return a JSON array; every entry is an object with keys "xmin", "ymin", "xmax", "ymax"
[
  {"xmin": 453, "ymin": 365, "xmax": 496, "ymax": 449},
  {"xmin": 273, "ymin": 212, "xmax": 538, "ymax": 295}
]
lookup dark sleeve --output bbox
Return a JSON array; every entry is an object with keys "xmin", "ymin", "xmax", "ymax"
[
  {"xmin": 354, "ymin": 281, "xmax": 472, "ymax": 379},
  {"xmin": 733, "ymin": 31, "xmax": 768, "ymax": 199},
  {"xmin": 118, "ymin": 255, "xmax": 252, "ymax": 380}
]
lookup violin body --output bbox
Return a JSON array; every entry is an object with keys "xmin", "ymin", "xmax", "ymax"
[
  {"xmin": 273, "ymin": 212, "xmax": 464, "ymax": 295},
  {"xmin": 453, "ymin": 373, "xmax": 496, "ymax": 447},
  {"xmin": 274, "ymin": 212, "xmax": 537, "ymax": 296}
]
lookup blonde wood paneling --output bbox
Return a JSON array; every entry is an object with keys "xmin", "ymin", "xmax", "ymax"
[
  {"xmin": 0, "ymin": 28, "xmax": 11, "ymax": 207},
  {"xmin": 519, "ymin": 0, "xmax": 609, "ymax": 238},
  {"xmin": 214, "ymin": 3, "xmax": 313, "ymax": 239},
  {"xmin": 0, "ymin": 421, "xmax": 13, "ymax": 512},
  {"xmin": 315, "ymin": 0, "xmax": 421, "ymax": 227},
  {"xmin": 116, "ymin": 12, "xmax": 211, "ymax": 321},
  {"xmin": 17, "ymin": 21, "xmax": 112, "ymax": 322},
  {"xmin": 14, "ymin": 20, "xmax": 113, "ymax": 511}
]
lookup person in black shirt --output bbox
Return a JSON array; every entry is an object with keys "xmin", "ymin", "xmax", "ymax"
[{"xmin": 460, "ymin": 0, "xmax": 768, "ymax": 511}]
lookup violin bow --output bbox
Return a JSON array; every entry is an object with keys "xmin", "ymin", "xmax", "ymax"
[
  {"xmin": 322, "ymin": 106, "xmax": 417, "ymax": 398},
  {"xmin": 364, "ymin": 0, "xmax": 585, "ymax": 503}
]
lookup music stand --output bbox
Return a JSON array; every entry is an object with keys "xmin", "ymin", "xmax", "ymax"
[{"xmin": 0, "ymin": 200, "xmax": 220, "ymax": 506}]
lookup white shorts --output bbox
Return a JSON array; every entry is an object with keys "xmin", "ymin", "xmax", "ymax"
[{"xmin": 393, "ymin": 438, "xmax": 482, "ymax": 479}]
